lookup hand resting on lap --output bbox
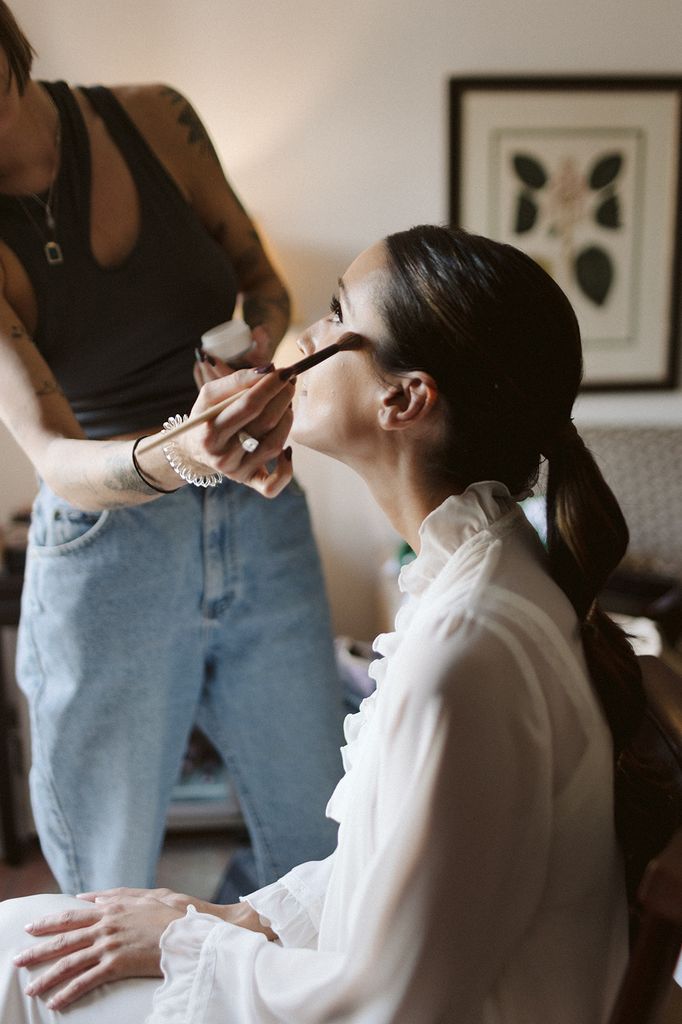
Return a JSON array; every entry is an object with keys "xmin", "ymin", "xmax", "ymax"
[{"xmin": 13, "ymin": 886, "xmax": 275, "ymax": 1011}]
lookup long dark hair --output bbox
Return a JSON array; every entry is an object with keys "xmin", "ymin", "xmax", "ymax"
[
  {"xmin": 0, "ymin": 1, "xmax": 34, "ymax": 94},
  {"xmin": 379, "ymin": 224, "xmax": 644, "ymax": 757}
]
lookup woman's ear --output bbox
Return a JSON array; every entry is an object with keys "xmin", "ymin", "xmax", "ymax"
[{"xmin": 378, "ymin": 373, "xmax": 439, "ymax": 432}]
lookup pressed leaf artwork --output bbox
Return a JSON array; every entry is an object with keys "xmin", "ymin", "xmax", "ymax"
[
  {"xmin": 575, "ymin": 246, "xmax": 614, "ymax": 306},
  {"xmin": 595, "ymin": 194, "xmax": 621, "ymax": 229},
  {"xmin": 512, "ymin": 154, "xmax": 548, "ymax": 189},
  {"xmin": 510, "ymin": 148, "xmax": 624, "ymax": 306},
  {"xmin": 514, "ymin": 193, "xmax": 538, "ymax": 232},
  {"xmin": 588, "ymin": 153, "xmax": 622, "ymax": 190}
]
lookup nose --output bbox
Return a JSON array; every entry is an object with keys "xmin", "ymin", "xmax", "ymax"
[{"xmin": 296, "ymin": 330, "xmax": 315, "ymax": 356}]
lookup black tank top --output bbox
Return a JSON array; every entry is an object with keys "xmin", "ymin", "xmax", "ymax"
[{"xmin": 0, "ymin": 82, "xmax": 238, "ymax": 438}]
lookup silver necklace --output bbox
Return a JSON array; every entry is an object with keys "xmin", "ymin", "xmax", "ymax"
[{"xmin": 18, "ymin": 93, "xmax": 63, "ymax": 265}]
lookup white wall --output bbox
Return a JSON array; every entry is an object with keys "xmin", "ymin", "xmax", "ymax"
[{"xmin": 4, "ymin": 0, "xmax": 682, "ymax": 638}]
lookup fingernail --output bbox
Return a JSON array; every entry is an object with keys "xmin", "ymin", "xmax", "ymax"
[
  {"xmin": 284, "ymin": 446, "xmax": 293, "ymax": 461},
  {"xmin": 204, "ymin": 353, "xmax": 216, "ymax": 367},
  {"xmin": 25, "ymin": 984, "xmax": 35, "ymax": 996},
  {"xmin": 254, "ymin": 362, "xmax": 274, "ymax": 375},
  {"xmin": 13, "ymin": 954, "xmax": 25, "ymax": 965},
  {"xmin": 23, "ymin": 923, "xmax": 34, "ymax": 933},
  {"xmin": 194, "ymin": 347, "xmax": 203, "ymax": 363}
]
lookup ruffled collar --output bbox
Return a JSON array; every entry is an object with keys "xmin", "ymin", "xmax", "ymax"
[{"xmin": 399, "ymin": 481, "xmax": 519, "ymax": 598}]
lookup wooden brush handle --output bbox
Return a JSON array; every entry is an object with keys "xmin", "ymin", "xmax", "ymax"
[{"xmin": 136, "ymin": 389, "xmax": 245, "ymax": 455}]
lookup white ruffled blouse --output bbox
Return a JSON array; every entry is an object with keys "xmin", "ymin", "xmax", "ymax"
[{"xmin": 147, "ymin": 482, "xmax": 627, "ymax": 1024}]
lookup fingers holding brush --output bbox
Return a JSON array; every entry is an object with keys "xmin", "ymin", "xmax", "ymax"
[
  {"xmin": 135, "ymin": 335, "xmax": 358, "ymax": 495},
  {"xmin": 223, "ymin": 397, "xmax": 294, "ymax": 479},
  {"xmin": 203, "ymin": 371, "xmax": 295, "ymax": 493},
  {"xmin": 181, "ymin": 366, "xmax": 295, "ymax": 485},
  {"xmin": 200, "ymin": 376, "xmax": 293, "ymax": 459}
]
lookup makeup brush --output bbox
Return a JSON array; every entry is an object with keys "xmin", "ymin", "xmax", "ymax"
[
  {"xmin": 277, "ymin": 332, "xmax": 361, "ymax": 380},
  {"xmin": 136, "ymin": 332, "xmax": 361, "ymax": 455}
]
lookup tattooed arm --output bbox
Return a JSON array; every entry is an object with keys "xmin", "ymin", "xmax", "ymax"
[
  {"xmin": 114, "ymin": 84, "xmax": 291, "ymax": 360},
  {"xmin": 0, "ymin": 277, "xmax": 294, "ymax": 509},
  {"xmin": 0, "ymin": 268, "xmax": 182, "ymax": 509}
]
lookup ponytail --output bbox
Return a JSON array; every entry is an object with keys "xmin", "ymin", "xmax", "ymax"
[{"xmin": 545, "ymin": 426, "xmax": 645, "ymax": 757}]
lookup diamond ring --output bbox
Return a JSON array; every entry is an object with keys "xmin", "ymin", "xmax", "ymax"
[{"xmin": 238, "ymin": 431, "xmax": 260, "ymax": 454}]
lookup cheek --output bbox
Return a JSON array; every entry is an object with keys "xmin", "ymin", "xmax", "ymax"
[
  {"xmin": 0, "ymin": 82, "xmax": 21, "ymax": 135},
  {"xmin": 291, "ymin": 372, "xmax": 350, "ymax": 451},
  {"xmin": 290, "ymin": 380, "xmax": 333, "ymax": 443},
  {"xmin": 290, "ymin": 356, "xmax": 371, "ymax": 452},
  {"xmin": 0, "ymin": 99, "xmax": 16, "ymax": 134},
  {"xmin": 296, "ymin": 362, "xmax": 336, "ymax": 411}
]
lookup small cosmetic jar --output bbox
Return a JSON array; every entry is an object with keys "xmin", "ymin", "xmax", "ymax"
[{"xmin": 201, "ymin": 320, "xmax": 253, "ymax": 363}]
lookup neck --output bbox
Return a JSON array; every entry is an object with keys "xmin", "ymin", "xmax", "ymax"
[
  {"xmin": 0, "ymin": 80, "xmax": 60, "ymax": 194},
  {"xmin": 350, "ymin": 446, "xmax": 456, "ymax": 553}
]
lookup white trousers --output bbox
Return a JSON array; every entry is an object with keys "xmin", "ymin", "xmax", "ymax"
[{"xmin": 0, "ymin": 895, "xmax": 158, "ymax": 1024}]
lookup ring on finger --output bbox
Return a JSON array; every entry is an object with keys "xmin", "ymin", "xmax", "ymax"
[{"xmin": 238, "ymin": 430, "xmax": 260, "ymax": 454}]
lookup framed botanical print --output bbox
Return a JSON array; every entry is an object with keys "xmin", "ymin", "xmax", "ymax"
[{"xmin": 449, "ymin": 76, "xmax": 682, "ymax": 389}]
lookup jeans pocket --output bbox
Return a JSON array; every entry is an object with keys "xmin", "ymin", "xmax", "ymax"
[{"xmin": 29, "ymin": 494, "xmax": 112, "ymax": 556}]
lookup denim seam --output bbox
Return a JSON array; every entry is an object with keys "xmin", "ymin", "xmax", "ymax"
[
  {"xmin": 25, "ymin": 620, "xmax": 84, "ymax": 891},
  {"xmin": 203, "ymin": 731, "xmax": 279, "ymax": 881}
]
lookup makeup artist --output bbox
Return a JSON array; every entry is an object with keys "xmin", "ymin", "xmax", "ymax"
[{"xmin": 0, "ymin": 2, "xmax": 343, "ymax": 901}]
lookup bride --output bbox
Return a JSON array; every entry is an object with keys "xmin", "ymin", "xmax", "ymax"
[{"xmin": 0, "ymin": 225, "xmax": 642, "ymax": 1023}]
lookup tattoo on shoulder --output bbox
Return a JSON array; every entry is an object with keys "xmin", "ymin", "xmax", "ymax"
[
  {"xmin": 160, "ymin": 86, "xmax": 221, "ymax": 168},
  {"xmin": 10, "ymin": 324, "xmax": 26, "ymax": 340}
]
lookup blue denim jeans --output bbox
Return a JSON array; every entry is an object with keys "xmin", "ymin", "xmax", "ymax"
[{"xmin": 16, "ymin": 478, "xmax": 344, "ymax": 894}]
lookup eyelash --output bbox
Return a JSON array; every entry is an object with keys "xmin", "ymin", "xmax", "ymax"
[{"xmin": 328, "ymin": 294, "xmax": 343, "ymax": 323}]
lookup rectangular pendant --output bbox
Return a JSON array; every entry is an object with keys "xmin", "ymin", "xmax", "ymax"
[{"xmin": 45, "ymin": 241, "xmax": 64, "ymax": 265}]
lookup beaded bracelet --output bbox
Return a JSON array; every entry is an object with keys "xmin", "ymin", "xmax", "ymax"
[{"xmin": 162, "ymin": 414, "xmax": 224, "ymax": 488}]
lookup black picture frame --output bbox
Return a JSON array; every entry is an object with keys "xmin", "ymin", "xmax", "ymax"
[{"xmin": 449, "ymin": 76, "xmax": 682, "ymax": 390}]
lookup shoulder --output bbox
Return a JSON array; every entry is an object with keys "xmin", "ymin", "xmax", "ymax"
[
  {"xmin": 106, "ymin": 84, "xmax": 222, "ymax": 200},
  {"xmin": 109, "ymin": 83, "xmax": 194, "ymax": 120},
  {"xmin": 104, "ymin": 84, "xmax": 217, "ymax": 165},
  {"xmin": 393, "ymin": 600, "xmax": 544, "ymax": 718},
  {"xmin": 107, "ymin": 83, "xmax": 204, "ymax": 145}
]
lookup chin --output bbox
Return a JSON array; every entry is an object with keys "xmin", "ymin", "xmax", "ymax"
[
  {"xmin": 290, "ymin": 422, "xmax": 319, "ymax": 451},
  {"xmin": 286, "ymin": 425, "xmax": 319, "ymax": 454},
  {"xmin": 290, "ymin": 423, "xmax": 337, "ymax": 461}
]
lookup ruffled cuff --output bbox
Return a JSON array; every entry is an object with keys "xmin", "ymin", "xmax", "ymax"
[
  {"xmin": 146, "ymin": 906, "xmax": 225, "ymax": 1022},
  {"xmin": 242, "ymin": 874, "xmax": 322, "ymax": 949}
]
